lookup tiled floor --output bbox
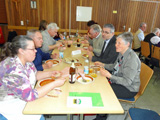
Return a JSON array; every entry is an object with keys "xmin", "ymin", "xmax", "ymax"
[{"xmin": 46, "ymin": 66, "xmax": 160, "ymax": 120}]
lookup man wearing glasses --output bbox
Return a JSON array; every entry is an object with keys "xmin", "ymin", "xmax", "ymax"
[
  {"xmin": 87, "ymin": 24, "xmax": 104, "ymax": 57},
  {"xmin": 88, "ymin": 24, "xmax": 118, "ymax": 64},
  {"xmin": 27, "ymin": 29, "xmax": 58, "ymax": 71}
]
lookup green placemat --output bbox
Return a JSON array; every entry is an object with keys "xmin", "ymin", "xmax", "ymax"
[{"xmin": 69, "ymin": 92, "xmax": 104, "ymax": 107}]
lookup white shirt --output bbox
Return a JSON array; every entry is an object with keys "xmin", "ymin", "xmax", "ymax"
[
  {"xmin": 137, "ymin": 29, "xmax": 145, "ymax": 41},
  {"xmin": 151, "ymin": 36, "xmax": 160, "ymax": 45},
  {"xmin": 103, "ymin": 39, "xmax": 111, "ymax": 52}
]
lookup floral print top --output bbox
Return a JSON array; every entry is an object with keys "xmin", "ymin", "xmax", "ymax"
[{"xmin": 0, "ymin": 56, "xmax": 38, "ymax": 102}]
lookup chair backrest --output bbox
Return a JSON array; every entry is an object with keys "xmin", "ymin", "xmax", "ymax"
[
  {"xmin": 138, "ymin": 63, "xmax": 153, "ymax": 95},
  {"xmin": 151, "ymin": 45, "xmax": 160, "ymax": 60},
  {"xmin": 141, "ymin": 41, "xmax": 150, "ymax": 58}
]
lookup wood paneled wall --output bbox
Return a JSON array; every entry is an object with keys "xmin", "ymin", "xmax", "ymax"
[
  {"xmin": 5, "ymin": 0, "xmax": 160, "ymax": 35},
  {"xmin": 0, "ymin": 0, "xmax": 7, "ymax": 23}
]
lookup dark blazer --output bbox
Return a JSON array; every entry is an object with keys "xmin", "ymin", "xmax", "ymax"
[
  {"xmin": 92, "ymin": 35, "xmax": 118, "ymax": 64},
  {"xmin": 144, "ymin": 33, "xmax": 156, "ymax": 58}
]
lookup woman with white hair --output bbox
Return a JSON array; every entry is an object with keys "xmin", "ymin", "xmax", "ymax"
[
  {"xmin": 93, "ymin": 32, "xmax": 141, "ymax": 120},
  {"xmin": 95, "ymin": 32, "xmax": 141, "ymax": 98},
  {"xmin": 150, "ymin": 28, "xmax": 160, "ymax": 47}
]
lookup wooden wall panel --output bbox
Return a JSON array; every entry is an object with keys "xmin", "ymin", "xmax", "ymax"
[
  {"xmin": 5, "ymin": 0, "xmax": 160, "ymax": 34},
  {"xmin": 25, "ymin": 0, "xmax": 39, "ymax": 27},
  {"xmin": 126, "ymin": 1, "xmax": 157, "ymax": 33},
  {"xmin": 153, "ymin": 4, "xmax": 160, "ymax": 29},
  {"xmin": 0, "ymin": 0, "xmax": 7, "ymax": 23},
  {"xmin": 5, "ymin": 0, "xmax": 27, "ymax": 26},
  {"xmin": 39, "ymin": 0, "xmax": 70, "ymax": 29}
]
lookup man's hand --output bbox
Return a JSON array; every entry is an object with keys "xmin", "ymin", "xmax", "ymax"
[
  {"xmin": 42, "ymin": 62, "xmax": 53, "ymax": 69},
  {"xmin": 51, "ymin": 53, "xmax": 59, "ymax": 59},
  {"xmin": 88, "ymin": 46, "xmax": 93, "ymax": 52}
]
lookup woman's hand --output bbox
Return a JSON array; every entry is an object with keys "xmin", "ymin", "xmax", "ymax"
[
  {"xmin": 94, "ymin": 61, "xmax": 104, "ymax": 68},
  {"xmin": 53, "ymin": 77, "xmax": 66, "ymax": 87},
  {"xmin": 100, "ymin": 68, "xmax": 111, "ymax": 79},
  {"xmin": 50, "ymin": 71, "xmax": 62, "ymax": 78}
]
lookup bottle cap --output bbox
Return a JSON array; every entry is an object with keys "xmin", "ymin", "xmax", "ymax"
[{"xmin": 71, "ymin": 60, "xmax": 74, "ymax": 63}]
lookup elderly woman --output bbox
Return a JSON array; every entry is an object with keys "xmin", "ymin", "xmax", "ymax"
[
  {"xmin": 94, "ymin": 32, "xmax": 141, "ymax": 120},
  {"xmin": 95, "ymin": 32, "xmax": 141, "ymax": 98},
  {"xmin": 0, "ymin": 36, "xmax": 66, "ymax": 120}
]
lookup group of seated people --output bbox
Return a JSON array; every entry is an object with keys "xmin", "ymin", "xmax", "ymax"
[
  {"xmin": 132, "ymin": 22, "xmax": 160, "ymax": 68},
  {"xmin": 0, "ymin": 20, "xmax": 145, "ymax": 120}
]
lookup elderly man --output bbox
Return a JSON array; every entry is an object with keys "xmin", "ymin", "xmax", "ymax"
[
  {"xmin": 41, "ymin": 23, "xmax": 62, "ymax": 54},
  {"xmin": 27, "ymin": 29, "xmax": 58, "ymax": 71},
  {"xmin": 144, "ymin": 28, "xmax": 160, "ymax": 57},
  {"xmin": 87, "ymin": 24, "xmax": 104, "ymax": 56},
  {"xmin": 133, "ymin": 22, "xmax": 147, "ymax": 52},
  {"xmin": 87, "ymin": 24, "xmax": 118, "ymax": 64}
]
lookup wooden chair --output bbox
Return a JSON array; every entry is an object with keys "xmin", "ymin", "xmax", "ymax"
[
  {"xmin": 119, "ymin": 63, "xmax": 154, "ymax": 106},
  {"xmin": 151, "ymin": 45, "xmax": 160, "ymax": 67},
  {"xmin": 141, "ymin": 41, "xmax": 150, "ymax": 59},
  {"xmin": 151, "ymin": 45, "xmax": 160, "ymax": 84}
]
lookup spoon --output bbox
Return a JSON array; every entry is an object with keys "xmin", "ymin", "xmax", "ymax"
[{"xmin": 78, "ymin": 73, "xmax": 87, "ymax": 82}]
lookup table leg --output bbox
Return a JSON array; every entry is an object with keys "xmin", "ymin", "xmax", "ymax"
[
  {"xmin": 79, "ymin": 114, "xmax": 84, "ymax": 120},
  {"xmin": 67, "ymin": 114, "xmax": 73, "ymax": 120}
]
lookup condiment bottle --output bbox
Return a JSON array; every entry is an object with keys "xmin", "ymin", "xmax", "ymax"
[{"xmin": 69, "ymin": 60, "xmax": 76, "ymax": 84}]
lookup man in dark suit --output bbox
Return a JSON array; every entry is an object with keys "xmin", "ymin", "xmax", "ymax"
[
  {"xmin": 87, "ymin": 24, "xmax": 118, "ymax": 120},
  {"xmin": 88, "ymin": 24, "xmax": 118, "ymax": 65}
]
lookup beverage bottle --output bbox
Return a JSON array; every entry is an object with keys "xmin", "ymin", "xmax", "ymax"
[
  {"xmin": 59, "ymin": 45, "xmax": 64, "ymax": 59},
  {"xmin": 76, "ymin": 29, "xmax": 79, "ymax": 37},
  {"xmin": 77, "ymin": 39, "xmax": 80, "ymax": 47},
  {"xmin": 84, "ymin": 55, "xmax": 89, "ymax": 74},
  {"xmin": 63, "ymin": 32, "xmax": 67, "ymax": 40},
  {"xmin": 69, "ymin": 60, "xmax": 76, "ymax": 84}
]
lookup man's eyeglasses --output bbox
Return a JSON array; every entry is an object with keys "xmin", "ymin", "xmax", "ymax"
[
  {"xmin": 102, "ymin": 31, "xmax": 111, "ymax": 34},
  {"xmin": 26, "ymin": 48, "xmax": 36, "ymax": 52}
]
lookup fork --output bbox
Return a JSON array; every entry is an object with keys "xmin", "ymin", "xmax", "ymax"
[{"xmin": 78, "ymin": 73, "xmax": 87, "ymax": 82}]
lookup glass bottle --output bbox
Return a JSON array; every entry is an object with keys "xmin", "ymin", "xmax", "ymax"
[
  {"xmin": 63, "ymin": 32, "xmax": 67, "ymax": 40},
  {"xmin": 76, "ymin": 29, "xmax": 79, "ymax": 37},
  {"xmin": 84, "ymin": 55, "xmax": 89, "ymax": 75},
  {"xmin": 59, "ymin": 45, "xmax": 64, "ymax": 59},
  {"xmin": 69, "ymin": 60, "xmax": 76, "ymax": 84}
]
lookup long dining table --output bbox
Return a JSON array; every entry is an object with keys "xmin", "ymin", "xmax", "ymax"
[{"xmin": 23, "ymin": 40, "xmax": 124, "ymax": 120}]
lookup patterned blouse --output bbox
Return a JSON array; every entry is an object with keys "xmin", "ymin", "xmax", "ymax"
[{"xmin": 0, "ymin": 56, "xmax": 38, "ymax": 102}]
